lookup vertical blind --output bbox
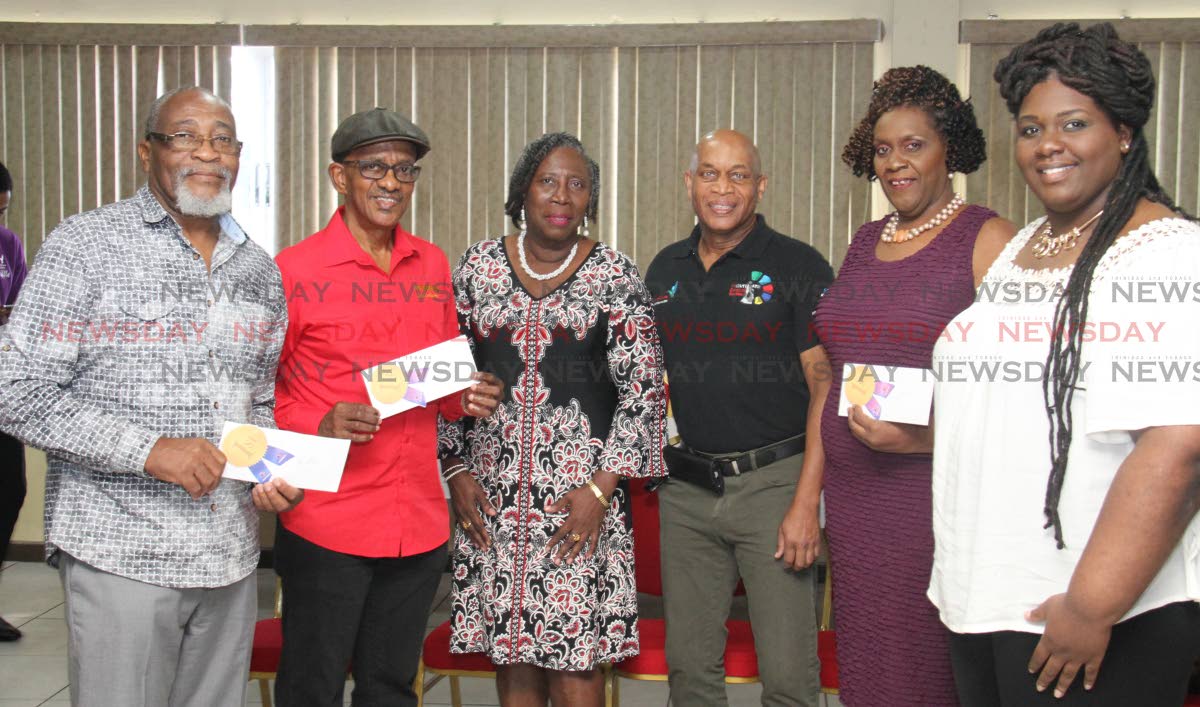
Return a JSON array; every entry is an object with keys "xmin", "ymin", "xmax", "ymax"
[
  {"xmin": 962, "ymin": 19, "xmax": 1200, "ymax": 226},
  {"xmin": 0, "ymin": 24, "xmax": 235, "ymax": 256},
  {"xmin": 259, "ymin": 22, "xmax": 881, "ymax": 270}
]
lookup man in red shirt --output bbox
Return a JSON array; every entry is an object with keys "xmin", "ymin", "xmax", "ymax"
[{"xmin": 273, "ymin": 108, "xmax": 503, "ymax": 706}]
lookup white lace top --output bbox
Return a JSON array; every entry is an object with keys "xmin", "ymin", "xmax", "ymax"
[{"xmin": 928, "ymin": 216, "xmax": 1200, "ymax": 633}]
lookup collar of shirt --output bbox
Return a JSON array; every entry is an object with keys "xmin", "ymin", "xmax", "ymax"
[
  {"xmin": 315, "ymin": 207, "xmax": 418, "ymax": 274},
  {"xmin": 678, "ymin": 214, "xmax": 774, "ymax": 263},
  {"xmin": 135, "ymin": 185, "xmax": 250, "ymax": 274}
]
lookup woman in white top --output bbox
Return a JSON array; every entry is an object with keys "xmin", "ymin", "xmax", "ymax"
[{"xmin": 929, "ymin": 22, "xmax": 1200, "ymax": 707}]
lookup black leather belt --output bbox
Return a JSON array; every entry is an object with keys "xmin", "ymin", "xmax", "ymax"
[{"xmin": 691, "ymin": 434, "xmax": 807, "ymax": 477}]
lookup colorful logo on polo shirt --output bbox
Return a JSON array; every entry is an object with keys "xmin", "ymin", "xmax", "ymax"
[
  {"xmin": 728, "ymin": 271, "xmax": 774, "ymax": 305},
  {"xmin": 844, "ymin": 365, "xmax": 895, "ymax": 420},
  {"xmin": 221, "ymin": 425, "xmax": 295, "ymax": 483},
  {"xmin": 653, "ymin": 281, "xmax": 679, "ymax": 307}
]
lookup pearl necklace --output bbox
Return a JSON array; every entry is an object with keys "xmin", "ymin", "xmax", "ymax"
[
  {"xmin": 1031, "ymin": 210, "xmax": 1104, "ymax": 259},
  {"xmin": 880, "ymin": 193, "xmax": 965, "ymax": 243},
  {"xmin": 517, "ymin": 229, "xmax": 579, "ymax": 281}
]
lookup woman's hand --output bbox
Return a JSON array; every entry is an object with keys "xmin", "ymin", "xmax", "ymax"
[
  {"xmin": 1025, "ymin": 593, "xmax": 1113, "ymax": 698},
  {"xmin": 775, "ymin": 497, "xmax": 822, "ymax": 570},
  {"xmin": 847, "ymin": 405, "xmax": 933, "ymax": 454},
  {"xmin": 544, "ymin": 473, "xmax": 617, "ymax": 565},
  {"xmin": 463, "ymin": 372, "xmax": 505, "ymax": 418},
  {"xmin": 447, "ymin": 470, "xmax": 496, "ymax": 551}
]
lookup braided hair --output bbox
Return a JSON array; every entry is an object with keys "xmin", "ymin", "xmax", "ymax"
[
  {"xmin": 842, "ymin": 65, "xmax": 987, "ymax": 179},
  {"xmin": 504, "ymin": 132, "xmax": 600, "ymax": 229},
  {"xmin": 994, "ymin": 22, "xmax": 1195, "ymax": 548}
]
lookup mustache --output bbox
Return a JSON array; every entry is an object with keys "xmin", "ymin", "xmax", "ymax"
[{"xmin": 177, "ymin": 166, "xmax": 233, "ymax": 181}]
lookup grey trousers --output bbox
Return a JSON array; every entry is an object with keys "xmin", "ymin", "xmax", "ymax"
[
  {"xmin": 59, "ymin": 553, "xmax": 257, "ymax": 707},
  {"xmin": 658, "ymin": 456, "xmax": 819, "ymax": 707}
]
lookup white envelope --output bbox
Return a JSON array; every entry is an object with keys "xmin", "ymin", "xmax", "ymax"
[
  {"xmin": 218, "ymin": 421, "xmax": 350, "ymax": 492},
  {"xmin": 837, "ymin": 363, "xmax": 934, "ymax": 426},
  {"xmin": 360, "ymin": 335, "xmax": 478, "ymax": 419}
]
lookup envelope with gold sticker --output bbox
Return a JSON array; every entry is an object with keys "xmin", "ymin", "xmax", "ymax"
[
  {"xmin": 360, "ymin": 335, "xmax": 478, "ymax": 419},
  {"xmin": 218, "ymin": 421, "xmax": 350, "ymax": 492},
  {"xmin": 837, "ymin": 363, "xmax": 934, "ymax": 426}
]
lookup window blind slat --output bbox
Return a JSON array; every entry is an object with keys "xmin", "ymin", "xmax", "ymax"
[
  {"xmin": 98, "ymin": 47, "xmax": 117, "ymax": 206},
  {"xmin": 1179, "ymin": 43, "xmax": 1200, "ymax": 214},
  {"xmin": 809, "ymin": 45, "xmax": 835, "ymax": 260},
  {"xmin": 4, "ymin": 46, "xmax": 26, "ymax": 240},
  {"xmin": 614, "ymin": 48, "xmax": 637, "ymax": 252},
  {"xmin": 24, "ymin": 45, "xmax": 47, "ymax": 250},
  {"xmin": 1156, "ymin": 43, "xmax": 1182, "ymax": 199},
  {"xmin": 830, "ymin": 43, "xmax": 857, "ymax": 269},
  {"xmin": 757, "ymin": 44, "xmax": 796, "ymax": 237},
  {"xmin": 61, "ymin": 46, "xmax": 80, "ymax": 221},
  {"xmin": 39, "ymin": 46, "xmax": 62, "ymax": 252},
  {"xmin": 316, "ymin": 46, "xmax": 338, "ymax": 230},
  {"xmin": 466, "ymin": 48, "xmax": 496, "ymax": 246}
]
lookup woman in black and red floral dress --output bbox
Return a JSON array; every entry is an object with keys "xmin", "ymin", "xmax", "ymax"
[{"xmin": 438, "ymin": 132, "xmax": 666, "ymax": 706}]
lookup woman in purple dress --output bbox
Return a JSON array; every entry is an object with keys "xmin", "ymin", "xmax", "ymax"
[{"xmin": 801, "ymin": 67, "xmax": 1014, "ymax": 705}]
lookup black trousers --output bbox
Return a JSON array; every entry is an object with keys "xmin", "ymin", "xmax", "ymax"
[
  {"xmin": 0, "ymin": 432, "xmax": 26, "ymax": 564},
  {"xmin": 273, "ymin": 521, "xmax": 448, "ymax": 707},
  {"xmin": 950, "ymin": 601, "xmax": 1200, "ymax": 707}
]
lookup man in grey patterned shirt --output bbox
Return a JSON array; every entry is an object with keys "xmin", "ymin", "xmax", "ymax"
[{"xmin": 0, "ymin": 87, "xmax": 300, "ymax": 707}]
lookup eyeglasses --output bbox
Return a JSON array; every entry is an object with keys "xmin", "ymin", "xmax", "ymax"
[
  {"xmin": 341, "ymin": 160, "xmax": 422, "ymax": 183},
  {"xmin": 147, "ymin": 132, "xmax": 243, "ymax": 155}
]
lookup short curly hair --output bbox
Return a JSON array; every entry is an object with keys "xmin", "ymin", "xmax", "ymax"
[
  {"xmin": 841, "ymin": 65, "xmax": 987, "ymax": 180},
  {"xmin": 504, "ymin": 132, "xmax": 600, "ymax": 228}
]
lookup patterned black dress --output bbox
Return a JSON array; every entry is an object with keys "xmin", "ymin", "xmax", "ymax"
[{"xmin": 438, "ymin": 238, "xmax": 667, "ymax": 670}]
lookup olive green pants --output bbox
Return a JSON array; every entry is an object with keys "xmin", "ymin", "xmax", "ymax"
[{"xmin": 658, "ymin": 456, "xmax": 819, "ymax": 706}]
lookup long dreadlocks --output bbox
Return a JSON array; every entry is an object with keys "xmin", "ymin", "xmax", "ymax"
[{"xmin": 994, "ymin": 22, "xmax": 1195, "ymax": 548}]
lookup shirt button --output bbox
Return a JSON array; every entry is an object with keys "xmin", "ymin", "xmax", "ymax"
[
  {"xmin": 206, "ymin": 300, "xmax": 213, "ymax": 307},
  {"xmin": 193, "ymin": 253, "xmax": 200, "ymax": 261},
  {"xmin": 210, "ymin": 503, "xmax": 217, "ymax": 512},
  {"xmin": 207, "ymin": 350, "xmax": 214, "ymax": 358},
  {"xmin": 1, "ymin": 345, "xmax": 9, "ymax": 352},
  {"xmin": 213, "ymin": 401, "xmax": 220, "ymax": 409}
]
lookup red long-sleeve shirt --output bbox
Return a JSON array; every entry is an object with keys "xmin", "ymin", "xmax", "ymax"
[{"xmin": 274, "ymin": 208, "xmax": 464, "ymax": 557}]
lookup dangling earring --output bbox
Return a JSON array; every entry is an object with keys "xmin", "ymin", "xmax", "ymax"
[
  {"xmin": 1121, "ymin": 143, "xmax": 1130, "ymax": 154},
  {"xmin": 518, "ymin": 207, "xmax": 527, "ymax": 233},
  {"xmin": 948, "ymin": 171, "xmax": 956, "ymax": 181},
  {"xmin": 579, "ymin": 215, "xmax": 589, "ymax": 237}
]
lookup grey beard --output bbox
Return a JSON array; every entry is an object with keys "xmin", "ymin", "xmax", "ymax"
[{"xmin": 174, "ymin": 168, "xmax": 233, "ymax": 218}]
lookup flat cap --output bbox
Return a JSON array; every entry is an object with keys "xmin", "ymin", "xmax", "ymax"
[{"xmin": 330, "ymin": 107, "xmax": 431, "ymax": 162}]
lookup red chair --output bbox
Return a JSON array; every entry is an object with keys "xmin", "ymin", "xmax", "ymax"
[
  {"xmin": 609, "ymin": 478, "xmax": 761, "ymax": 704},
  {"xmin": 248, "ymin": 580, "xmax": 284, "ymax": 706},
  {"xmin": 818, "ymin": 551, "xmax": 840, "ymax": 705},
  {"xmin": 247, "ymin": 580, "xmax": 354, "ymax": 707},
  {"xmin": 413, "ymin": 619, "xmax": 498, "ymax": 707}
]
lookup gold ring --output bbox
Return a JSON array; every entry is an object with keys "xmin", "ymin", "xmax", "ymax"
[
  {"xmin": 570, "ymin": 532, "xmax": 583, "ymax": 543},
  {"xmin": 460, "ymin": 520, "xmax": 473, "ymax": 530}
]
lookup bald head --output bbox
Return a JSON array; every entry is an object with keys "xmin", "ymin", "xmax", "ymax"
[
  {"xmin": 683, "ymin": 128, "xmax": 766, "ymax": 242},
  {"xmin": 144, "ymin": 86, "xmax": 234, "ymax": 136},
  {"xmin": 688, "ymin": 129, "xmax": 761, "ymax": 176}
]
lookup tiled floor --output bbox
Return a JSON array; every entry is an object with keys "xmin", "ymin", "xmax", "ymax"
[{"xmin": 0, "ymin": 561, "xmax": 840, "ymax": 706}]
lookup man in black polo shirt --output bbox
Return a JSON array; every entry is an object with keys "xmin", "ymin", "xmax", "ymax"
[{"xmin": 645, "ymin": 129, "xmax": 833, "ymax": 706}]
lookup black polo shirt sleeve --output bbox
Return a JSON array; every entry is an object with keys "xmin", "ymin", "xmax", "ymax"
[
  {"xmin": 645, "ymin": 216, "xmax": 834, "ymax": 454},
  {"xmin": 793, "ymin": 250, "xmax": 834, "ymax": 354}
]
